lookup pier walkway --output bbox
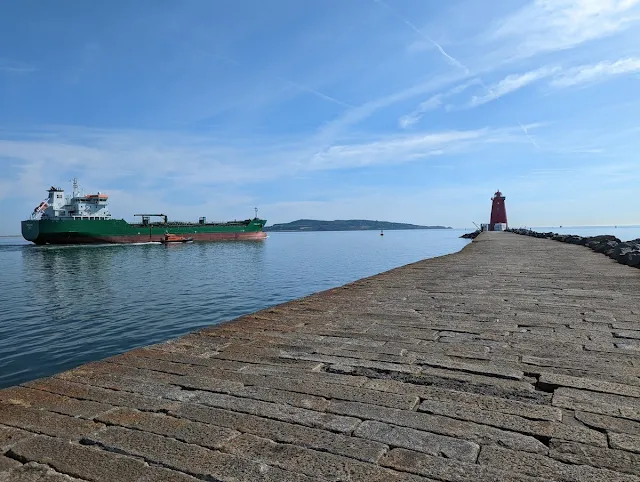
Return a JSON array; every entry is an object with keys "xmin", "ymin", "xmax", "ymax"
[{"xmin": 1, "ymin": 232, "xmax": 640, "ymax": 481}]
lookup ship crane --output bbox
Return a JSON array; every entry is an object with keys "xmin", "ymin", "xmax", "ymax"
[{"xmin": 134, "ymin": 214, "xmax": 168, "ymax": 225}]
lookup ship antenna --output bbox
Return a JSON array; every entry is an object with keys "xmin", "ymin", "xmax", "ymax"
[{"xmin": 254, "ymin": 207, "xmax": 258, "ymax": 219}]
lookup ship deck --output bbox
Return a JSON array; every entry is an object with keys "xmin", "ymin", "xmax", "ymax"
[{"xmin": 1, "ymin": 232, "xmax": 639, "ymax": 481}]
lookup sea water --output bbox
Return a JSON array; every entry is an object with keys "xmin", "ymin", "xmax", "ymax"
[{"xmin": 0, "ymin": 229, "xmax": 470, "ymax": 388}]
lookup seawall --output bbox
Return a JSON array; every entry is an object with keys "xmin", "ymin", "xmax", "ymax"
[{"xmin": 1, "ymin": 232, "xmax": 639, "ymax": 481}]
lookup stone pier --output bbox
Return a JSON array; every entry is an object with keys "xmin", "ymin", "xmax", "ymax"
[{"xmin": 1, "ymin": 232, "xmax": 639, "ymax": 481}]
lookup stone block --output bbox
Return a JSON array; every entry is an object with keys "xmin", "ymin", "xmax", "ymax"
[
  {"xmin": 381, "ymin": 448, "xmax": 544, "ymax": 482},
  {"xmin": 553, "ymin": 387, "xmax": 640, "ymax": 420},
  {"xmin": 575, "ymin": 411, "xmax": 640, "ymax": 436},
  {"xmin": 85, "ymin": 426, "xmax": 325, "ymax": 481},
  {"xmin": 418, "ymin": 400, "xmax": 606, "ymax": 447},
  {"xmin": 539, "ymin": 372, "xmax": 640, "ymax": 398},
  {"xmin": 222, "ymin": 433, "xmax": 429, "ymax": 482},
  {"xmin": 609, "ymin": 433, "xmax": 640, "ymax": 454},
  {"xmin": 188, "ymin": 391, "xmax": 360, "ymax": 433},
  {"xmin": 328, "ymin": 400, "xmax": 547, "ymax": 453},
  {"xmin": 25, "ymin": 378, "xmax": 179, "ymax": 412},
  {"xmin": 0, "ymin": 462, "xmax": 87, "ymax": 481},
  {"xmin": 171, "ymin": 403, "xmax": 387, "ymax": 463},
  {"xmin": 96, "ymin": 407, "xmax": 240, "ymax": 449},
  {"xmin": 478, "ymin": 445, "xmax": 639, "ymax": 482},
  {"xmin": 414, "ymin": 355, "xmax": 524, "ymax": 380},
  {"xmin": 364, "ymin": 379, "xmax": 561, "ymax": 421},
  {"xmin": 0, "ymin": 426, "xmax": 31, "ymax": 451},
  {"xmin": 0, "ymin": 455, "xmax": 20, "ymax": 472},
  {"xmin": 550, "ymin": 440, "xmax": 640, "ymax": 476},
  {"xmin": 354, "ymin": 420, "xmax": 479, "ymax": 462},
  {"xmin": 0, "ymin": 387, "xmax": 112, "ymax": 418},
  {"xmin": 8, "ymin": 435, "xmax": 152, "ymax": 482},
  {"xmin": 0, "ymin": 404, "xmax": 103, "ymax": 440}
]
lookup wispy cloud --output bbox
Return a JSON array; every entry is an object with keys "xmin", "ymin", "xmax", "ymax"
[
  {"xmin": 398, "ymin": 95, "xmax": 443, "ymax": 129},
  {"xmin": 489, "ymin": 0, "xmax": 640, "ymax": 60},
  {"xmin": 467, "ymin": 67, "xmax": 559, "ymax": 108},
  {"xmin": 399, "ymin": 79, "xmax": 481, "ymax": 128},
  {"xmin": 316, "ymin": 72, "xmax": 468, "ymax": 143},
  {"xmin": 309, "ymin": 126, "xmax": 533, "ymax": 170},
  {"xmin": 0, "ymin": 59, "xmax": 36, "ymax": 73},
  {"xmin": 550, "ymin": 57, "xmax": 640, "ymax": 88},
  {"xmin": 0, "ymin": 123, "xmax": 528, "ymax": 202}
]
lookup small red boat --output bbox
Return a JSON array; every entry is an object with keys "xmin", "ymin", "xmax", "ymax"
[{"xmin": 160, "ymin": 233, "xmax": 193, "ymax": 244}]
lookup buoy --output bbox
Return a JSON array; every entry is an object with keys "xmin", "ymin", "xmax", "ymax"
[{"xmin": 380, "ymin": 230, "xmax": 384, "ymax": 236}]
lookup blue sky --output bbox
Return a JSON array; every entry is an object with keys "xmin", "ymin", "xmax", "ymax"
[{"xmin": 1, "ymin": 0, "xmax": 639, "ymax": 234}]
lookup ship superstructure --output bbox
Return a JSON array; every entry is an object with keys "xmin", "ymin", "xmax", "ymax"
[{"xmin": 32, "ymin": 179, "xmax": 111, "ymax": 221}]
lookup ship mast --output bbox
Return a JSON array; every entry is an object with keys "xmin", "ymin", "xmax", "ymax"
[{"xmin": 72, "ymin": 178, "xmax": 80, "ymax": 198}]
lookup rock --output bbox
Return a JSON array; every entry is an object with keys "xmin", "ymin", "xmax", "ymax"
[
  {"xmin": 593, "ymin": 240, "xmax": 619, "ymax": 254},
  {"xmin": 460, "ymin": 230, "xmax": 480, "ymax": 240},
  {"xmin": 611, "ymin": 243, "xmax": 636, "ymax": 262},
  {"xmin": 623, "ymin": 251, "xmax": 640, "ymax": 268},
  {"xmin": 588, "ymin": 235, "xmax": 621, "ymax": 243},
  {"xmin": 509, "ymin": 229, "xmax": 639, "ymax": 270},
  {"xmin": 566, "ymin": 236, "xmax": 584, "ymax": 245}
]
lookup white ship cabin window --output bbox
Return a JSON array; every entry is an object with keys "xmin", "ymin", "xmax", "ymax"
[{"xmin": 56, "ymin": 194, "xmax": 62, "ymax": 199}]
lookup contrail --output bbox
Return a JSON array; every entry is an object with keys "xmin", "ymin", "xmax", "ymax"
[
  {"xmin": 373, "ymin": 0, "xmax": 540, "ymax": 149},
  {"xmin": 212, "ymin": 53, "xmax": 351, "ymax": 108},
  {"xmin": 517, "ymin": 121, "xmax": 540, "ymax": 149},
  {"xmin": 277, "ymin": 77, "xmax": 353, "ymax": 108},
  {"xmin": 374, "ymin": 0, "xmax": 468, "ymax": 73}
]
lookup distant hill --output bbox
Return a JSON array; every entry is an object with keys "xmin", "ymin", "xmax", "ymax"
[{"xmin": 264, "ymin": 219, "xmax": 451, "ymax": 232}]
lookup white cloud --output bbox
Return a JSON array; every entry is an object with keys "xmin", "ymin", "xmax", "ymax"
[
  {"xmin": 489, "ymin": 0, "xmax": 640, "ymax": 60},
  {"xmin": 0, "ymin": 123, "xmax": 527, "ymax": 206},
  {"xmin": 467, "ymin": 67, "xmax": 559, "ymax": 107},
  {"xmin": 398, "ymin": 95, "xmax": 443, "ymax": 128},
  {"xmin": 306, "ymin": 127, "xmax": 531, "ymax": 170},
  {"xmin": 399, "ymin": 79, "xmax": 482, "ymax": 128},
  {"xmin": 315, "ymin": 72, "xmax": 469, "ymax": 143},
  {"xmin": 550, "ymin": 57, "xmax": 640, "ymax": 87}
]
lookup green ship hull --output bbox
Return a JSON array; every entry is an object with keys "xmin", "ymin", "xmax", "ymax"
[{"xmin": 22, "ymin": 218, "xmax": 267, "ymax": 245}]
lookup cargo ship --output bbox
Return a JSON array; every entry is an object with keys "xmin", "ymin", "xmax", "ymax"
[{"xmin": 21, "ymin": 179, "xmax": 267, "ymax": 244}]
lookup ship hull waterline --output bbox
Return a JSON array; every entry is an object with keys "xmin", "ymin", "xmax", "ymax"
[{"xmin": 22, "ymin": 219, "xmax": 267, "ymax": 245}]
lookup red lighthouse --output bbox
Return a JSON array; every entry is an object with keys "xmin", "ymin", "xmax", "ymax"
[{"xmin": 489, "ymin": 190, "xmax": 508, "ymax": 231}]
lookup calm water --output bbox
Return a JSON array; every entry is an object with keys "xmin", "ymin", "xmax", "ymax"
[{"xmin": 0, "ymin": 230, "xmax": 471, "ymax": 388}]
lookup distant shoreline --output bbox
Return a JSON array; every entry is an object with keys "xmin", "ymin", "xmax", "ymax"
[
  {"xmin": 266, "ymin": 228, "xmax": 453, "ymax": 233},
  {"xmin": 265, "ymin": 219, "xmax": 452, "ymax": 232}
]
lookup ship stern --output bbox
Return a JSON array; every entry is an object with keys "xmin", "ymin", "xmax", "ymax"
[{"xmin": 21, "ymin": 220, "xmax": 41, "ymax": 244}]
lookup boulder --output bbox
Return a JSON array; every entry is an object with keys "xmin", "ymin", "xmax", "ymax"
[
  {"xmin": 587, "ymin": 235, "xmax": 621, "ymax": 243},
  {"xmin": 593, "ymin": 240, "xmax": 618, "ymax": 254},
  {"xmin": 623, "ymin": 251, "xmax": 640, "ymax": 268},
  {"xmin": 611, "ymin": 243, "xmax": 636, "ymax": 262},
  {"xmin": 565, "ymin": 236, "xmax": 584, "ymax": 245}
]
